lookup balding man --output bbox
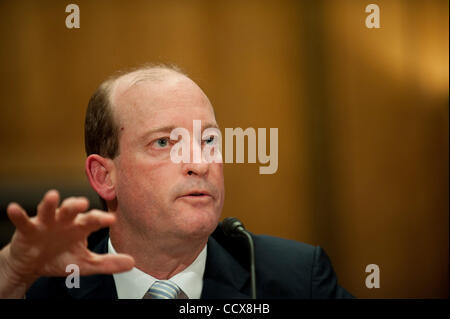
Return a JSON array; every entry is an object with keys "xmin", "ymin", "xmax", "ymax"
[{"xmin": 0, "ymin": 65, "xmax": 352, "ymax": 299}]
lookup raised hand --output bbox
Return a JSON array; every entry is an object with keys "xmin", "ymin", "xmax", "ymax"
[{"xmin": 0, "ymin": 190, "xmax": 135, "ymax": 298}]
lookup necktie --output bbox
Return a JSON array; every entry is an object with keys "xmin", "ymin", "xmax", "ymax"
[{"xmin": 143, "ymin": 280, "xmax": 188, "ymax": 299}]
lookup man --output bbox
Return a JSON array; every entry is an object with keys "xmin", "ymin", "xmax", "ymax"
[{"xmin": 0, "ymin": 64, "xmax": 353, "ymax": 299}]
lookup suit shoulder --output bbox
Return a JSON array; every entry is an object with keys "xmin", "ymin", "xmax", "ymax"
[
  {"xmin": 252, "ymin": 234, "xmax": 316, "ymax": 267},
  {"xmin": 251, "ymin": 234, "xmax": 353, "ymax": 298},
  {"xmin": 251, "ymin": 234, "xmax": 317, "ymax": 298}
]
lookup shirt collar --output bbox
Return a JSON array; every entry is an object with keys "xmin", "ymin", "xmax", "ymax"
[{"xmin": 108, "ymin": 237, "xmax": 207, "ymax": 299}]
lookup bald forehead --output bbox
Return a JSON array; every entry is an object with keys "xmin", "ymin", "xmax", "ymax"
[
  {"xmin": 110, "ymin": 69, "xmax": 186, "ymax": 108},
  {"xmin": 108, "ymin": 69, "xmax": 214, "ymax": 125}
]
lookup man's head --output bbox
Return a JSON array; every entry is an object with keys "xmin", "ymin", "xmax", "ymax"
[{"xmin": 84, "ymin": 64, "xmax": 224, "ymax": 242}]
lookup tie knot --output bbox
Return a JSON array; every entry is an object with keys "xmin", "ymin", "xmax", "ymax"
[{"xmin": 143, "ymin": 280, "xmax": 185, "ymax": 299}]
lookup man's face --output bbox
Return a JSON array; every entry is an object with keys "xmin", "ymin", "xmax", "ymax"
[{"xmin": 110, "ymin": 75, "xmax": 224, "ymax": 241}]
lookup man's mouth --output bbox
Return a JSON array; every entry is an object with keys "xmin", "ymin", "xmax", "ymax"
[
  {"xmin": 178, "ymin": 190, "xmax": 213, "ymax": 199},
  {"xmin": 186, "ymin": 192, "xmax": 210, "ymax": 197}
]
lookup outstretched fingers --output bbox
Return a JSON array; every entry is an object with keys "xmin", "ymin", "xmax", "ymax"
[
  {"xmin": 36, "ymin": 189, "xmax": 60, "ymax": 224},
  {"xmin": 81, "ymin": 253, "xmax": 135, "ymax": 275},
  {"xmin": 75, "ymin": 210, "xmax": 117, "ymax": 234},
  {"xmin": 57, "ymin": 197, "xmax": 90, "ymax": 223},
  {"xmin": 6, "ymin": 203, "xmax": 35, "ymax": 234}
]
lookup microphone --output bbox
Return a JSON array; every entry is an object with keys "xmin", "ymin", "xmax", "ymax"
[
  {"xmin": 221, "ymin": 217, "xmax": 257, "ymax": 299},
  {"xmin": 221, "ymin": 217, "xmax": 247, "ymax": 236}
]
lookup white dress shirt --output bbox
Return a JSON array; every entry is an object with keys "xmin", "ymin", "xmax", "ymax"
[{"xmin": 108, "ymin": 238, "xmax": 207, "ymax": 299}]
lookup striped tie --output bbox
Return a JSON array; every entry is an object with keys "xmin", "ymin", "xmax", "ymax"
[{"xmin": 143, "ymin": 280, "xmax": 188, "ymax": 299}]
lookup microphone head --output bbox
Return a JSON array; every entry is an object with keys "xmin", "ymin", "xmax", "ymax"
[{"xmin": 221, "ymin": 217, "xmax": 246, "ymax": 237}]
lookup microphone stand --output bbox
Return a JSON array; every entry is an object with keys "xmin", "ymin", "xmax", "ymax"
[{"xmin": 221, "ymin": 217, "xmax": 257, "ymax": 299}]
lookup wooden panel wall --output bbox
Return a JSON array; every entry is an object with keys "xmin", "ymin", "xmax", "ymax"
[{"xmin": 0, "ymin": 0, "xmax": 447, "ymax": 298}]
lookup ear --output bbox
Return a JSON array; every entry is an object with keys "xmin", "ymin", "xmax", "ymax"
[{"xmin": 85, "ymin": 154, "xmax": 117, "ymax": 201}]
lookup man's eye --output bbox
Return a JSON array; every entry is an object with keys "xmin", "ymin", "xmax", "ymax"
[
  {"xmin": 203, "ymin": 135, "xmax": 217, "ymax": 145},
  {"xmin": 154, "ymin": 138, "xmax": 169, "ymax": 148}
]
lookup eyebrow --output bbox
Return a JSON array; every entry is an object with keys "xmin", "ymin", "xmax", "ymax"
[
  {"xmin": 140, "ymin": 122, "xmax": 220, "ymax": 142},
  {"xmin": 202, "ymin": 122, "xmax": 220, "ymax": 130}
]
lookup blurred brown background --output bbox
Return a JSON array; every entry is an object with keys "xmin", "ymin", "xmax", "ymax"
[{"xmin": 0, "ymin": 0, "xmax": 448, "ymax": 298}]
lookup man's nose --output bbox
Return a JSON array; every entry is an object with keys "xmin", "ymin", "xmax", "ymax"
[
  {"xmin": 184, "ymin": 162, "xmax": 209, "ymax": 176},
  {"xmin": 183, "ymin": 137, "xmax": 209, "ymax": 176}
]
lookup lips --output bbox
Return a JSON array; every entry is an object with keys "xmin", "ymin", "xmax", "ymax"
[
  {"xmin": 186, "ymin": 190, "xmax": 211, "ymax": 197},
  {"xmin": 178, "ymin": 190, "xmax": 213, "ymax": 199}
]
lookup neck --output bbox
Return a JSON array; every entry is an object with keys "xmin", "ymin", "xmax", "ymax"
[{"xmin": 109, "ymin": 219, "xmax": 208, "ymax": 279}]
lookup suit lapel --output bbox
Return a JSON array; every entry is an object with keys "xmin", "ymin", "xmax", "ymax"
[
  {"xmin": 65, "ymin": 233, "xmax": 250, "ymax": 299},
  {"xmin": 201, "ymin": 236, "xmax": 250, "ymax": 299}
]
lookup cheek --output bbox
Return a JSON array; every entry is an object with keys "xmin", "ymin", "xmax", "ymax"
[
  {"xmin": 210, "ymin": 163, "xmax": 224, "ymax": 184},
  {"xmin": 209, "ymin": 163, "xmax": 225, "ymax": 201},
  {"xmin": 117, "ymin": 157, "xmax": 178, "ymax": 199}
]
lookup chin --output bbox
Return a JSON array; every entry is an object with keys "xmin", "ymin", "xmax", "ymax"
[{"xmin": 175, "ymin": 208, "xmax": 221, "ymax": 239}]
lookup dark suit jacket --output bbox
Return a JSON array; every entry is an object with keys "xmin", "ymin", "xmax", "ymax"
[{"xmin": 26, "ymin": 226, "xmax": 353, "ymax": 299}]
